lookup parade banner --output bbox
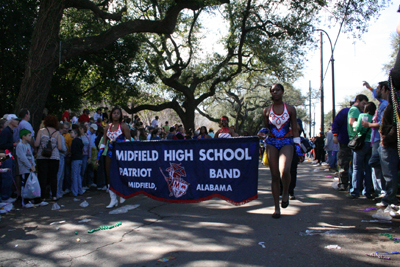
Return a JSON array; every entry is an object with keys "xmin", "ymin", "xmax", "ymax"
[{"xmin": 110, "ymin": 137, "xmax": 259, "ymax": 205}]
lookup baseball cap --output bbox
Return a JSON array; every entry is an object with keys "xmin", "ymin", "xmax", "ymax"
[
  {"xmin": 6, "ymin": 114, "xmax": 20, "ymax": 121},
  {"xmin": 90, "ymin": 124, "xmax": 98, "ymax": 131}
]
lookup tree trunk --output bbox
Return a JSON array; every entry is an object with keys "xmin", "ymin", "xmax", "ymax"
[
  {"xmin": 15, "ymin": 0, "xmax": 64, "ymax": 132},
  {"xmin": 181, "ymin": 106, "xmax": 195, "ymax": 135}
]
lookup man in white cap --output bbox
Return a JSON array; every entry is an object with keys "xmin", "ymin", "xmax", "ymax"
[
  {"xmin": 13, "ymin": 109, "xmax": 34, "ymax": 150},
  {"xmin": 0, "ymin": 114, "xmax": 20, "ymax": 203}
]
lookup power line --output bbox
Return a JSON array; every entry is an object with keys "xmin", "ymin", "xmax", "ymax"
[
  {"xmin": 321, "ymin": 0, "xmax": 352, "ymax": 83},
  {"xmin": 332, "ymin": 0, "xmax": 352, "ymax": 52}
]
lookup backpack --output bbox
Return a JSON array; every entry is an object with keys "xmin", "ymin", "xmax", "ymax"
[{"xmin": 41, "ymin": 128, "xmax": 56, "ymax": 157}]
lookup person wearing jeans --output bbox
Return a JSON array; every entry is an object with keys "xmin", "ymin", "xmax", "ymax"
[
  {"xmin": 56, "ymin": 123, "xmax": 68, "ymax": 198},
  {"xmin": 16, "ymin": 129, "xmax": 36, "ymax": 207},
  {"xmin": 349, "ymin": 102, "xmax": 375, "ymax": 199},
  {"xmin": 71, "ymin": 160, "xmax": 83, "ymax": 196},
  {"xmin": 362, "ymin": 81, "xmax": 389, "ymax": 197},
  {"xmin": 332, "ymin": 106, "xmax": 351, "ymax": 191},
  {"xmin": 350, "ymin": 142, "xmax": 373, "ymax": 198},
  {"xmin": 369, "ymin": 141, "xmax": 386, "ymax": 195},
  {"xmin": 62, "ymin": 125, "xmax": 73, "ymax": 194},
  {"xmin": 378, "ymin": 146, "xmax": 399, "ymax": 205},
  {"xmin": 70, "ymin": 129, "xmax": 84, "ymax": 196},
  {"xmin": 374, "ymin": 13, "xmax": 400, "ymax": 207},
  {"xmin": 324, "ymin": 128, "xmax": 333, "ymax": 166},
  {"xmin": 0, "ymin": 115, "xmax": 19, "ymax": 202},
  {"xmin": 329, "ymin": 143, "xmax": 338, "ymax": 170}
]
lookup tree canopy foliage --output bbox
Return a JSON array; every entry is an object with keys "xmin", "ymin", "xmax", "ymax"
[
  {"xmin": 197, "ymin": 73, "xmax": 307, "ymax": 135},
  {"xmin": 383, "ymin": 32, "xmax": 400, "ymax": 74}
]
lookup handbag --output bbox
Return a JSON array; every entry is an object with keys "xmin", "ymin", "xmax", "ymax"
[
  {"xmin": 22, "ymin": 172, "xmax": 41, "ymax": 199},
  {"xmin": 348, "ymin": 129, "xmax": 371, "ymax": 151}
]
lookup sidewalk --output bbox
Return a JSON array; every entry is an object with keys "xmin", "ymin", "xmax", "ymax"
[{"xmin": 0, "ymin": 160, "xmax": 399, "ymax": 266}]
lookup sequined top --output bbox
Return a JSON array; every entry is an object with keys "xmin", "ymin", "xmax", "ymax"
[
  {"xmin": 217, "ymin": 127, "xmax": 232, "ymax": 138},
  {"xmin": 105, "ymin": 123, "xmax": 126, "ymax": 159},
  {"xmin": 268, "ymin": 103, "xmax": 291, "ymax": 139},
  {"xmin": 106, "ymin": 123, "xmax": 124, "ymax": 142}
]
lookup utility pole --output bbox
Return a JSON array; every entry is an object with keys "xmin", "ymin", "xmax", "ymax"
[
  {"xmin": 309, "ymin": 80, "xmax": 312, "ymax": 138},
  {"xmin": 331, "ymin": 53, "xmax": 336, "ymax": 122},
  {"xmin": 314, "ymin": 28, "xmax": 336, "ymax": 123},
  {"xmin": 320, "ymin": 32, "xmax": 324, "ymax": 134},
  {"xmin": 313, "ymin": 103, "xmax": 316, "ymax": 137}
]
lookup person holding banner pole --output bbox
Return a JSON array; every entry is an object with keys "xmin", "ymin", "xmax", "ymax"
[
  {"xmin": 197, "ymin": 126, "xmax": 212, "ymax": 139},
  {"xmin": 214, "ymin": 116, "xmax": 235, "ymax": 138},
  {"xmin": 263, "ymin": 83, "xmax": 301, "ymax": 219},
  {"xmin": 96, "ymin": 107, "xmax": 131, "ymax": 208}
]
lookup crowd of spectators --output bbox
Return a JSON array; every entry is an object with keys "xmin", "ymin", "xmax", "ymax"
[
  {"xmin": 307, "ymin": 85, "xmax": 399, "ymax": 208},
  {"xmin": 0, "ymin": 108, "xmax": 239, "ymax": 208}
]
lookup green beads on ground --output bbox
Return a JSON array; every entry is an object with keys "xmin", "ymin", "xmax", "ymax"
[
  {"xmin": 88, "ymin": 222, "xmax": 122, "ymax": 233},
  {"xmin": 380, "ymin": 233, "xmax": 400, "ymax": 243}
]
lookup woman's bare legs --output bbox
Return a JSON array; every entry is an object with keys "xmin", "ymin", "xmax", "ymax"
[
  {"xmin": 267, "ymin": 145, "xmax": 281, "ymax": 216},
  {"xmin": 267, "ymin": 144, "xmax": 294, "ymax": 217},
  {"xmin": 279, "ymin": 145, "xmax": 294, "ymax": 206}
]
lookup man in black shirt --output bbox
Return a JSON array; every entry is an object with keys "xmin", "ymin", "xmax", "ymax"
[
  {"xmin": 0, "ymin": 114, "xmax": 20, "ymax": 203},
  {"xmin": 313, "ymin": 132, "xmax": 325, "ymax": 165}
]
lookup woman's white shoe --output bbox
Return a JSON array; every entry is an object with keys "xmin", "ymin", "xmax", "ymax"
[
  {"xmin": 120, "ymin": 197, "xmax": 126, "ymax": 204},
  {"xmin": 106, "ymin": 190, "xmax": 118, "ymax": 208}
]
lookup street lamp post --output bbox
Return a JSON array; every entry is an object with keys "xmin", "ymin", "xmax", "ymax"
[
  {"xmin": 320, "ymin": 32, "xmax": 324, "ymax": 133},
  {"xmin": 314, "ymin": 28, "xmax": 336, "ymax": 125}
]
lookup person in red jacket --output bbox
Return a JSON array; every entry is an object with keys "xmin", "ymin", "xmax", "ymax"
[
  {"xmin": 78, "ymin": 109, "xmax": 90, "ymax": 123},
  {"xmin": 61, "ymin": 108, "xmax": 70, "ymax": 122}
]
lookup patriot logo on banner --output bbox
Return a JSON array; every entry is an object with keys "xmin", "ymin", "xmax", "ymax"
[
  {"xmin": 160, "ymin": 163, "xmax": 190, "ymax": 198},
  {"xmin": 110, "ymin": 137, "xmax": 259, "ymax": 205}
]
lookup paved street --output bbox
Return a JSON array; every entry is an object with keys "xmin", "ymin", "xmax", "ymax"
[{"xmin": 0, "ymin": 160, "xmax": 399, "ymax": 267}]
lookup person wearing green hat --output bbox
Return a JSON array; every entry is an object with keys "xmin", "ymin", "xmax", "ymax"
[{"xmin": 16, "ymin": 129, "xmax": 36, "ymax": 208}]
